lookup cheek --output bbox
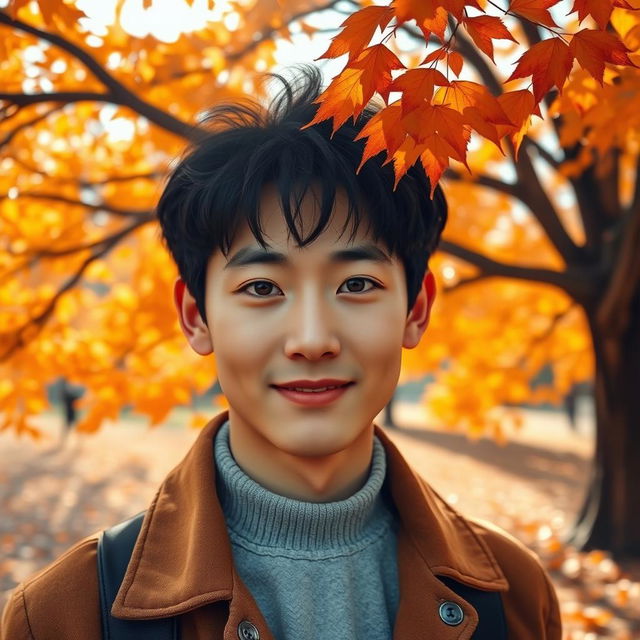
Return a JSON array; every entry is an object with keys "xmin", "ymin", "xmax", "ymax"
[
  {"xmin": 215, "ymin": 319, "xmax": 269, "ymax": 361},
  {"xmin": 208, "ymin": 302, "xmax": 272, "ymax": 373},
  {"xmin": 351, "ymin": 308, "xmax": 405, "ymax": 370}
]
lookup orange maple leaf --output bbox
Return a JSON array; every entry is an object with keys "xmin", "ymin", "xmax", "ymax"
[
  {"xmin": 44, "ymin": 0, "xmax": 86, "ymax": 26},
  {"xmin": 305, "ymin": 44, "xmax": 404, "ymax": 133},
  {"xmin": 509, "ymin": 0, "xmax": 559, "ymax": 28},
  {"xmin": 420, "ymin": 140, "xmax": 456, "ymax": 193},
  {"xmin": 507, "ymin": 37, "xmax": 574, "ymax": 102},
  {"xmin": 448, "ymin": 51, "xmax": 464, "ymax": 77},
  {"xmin": 441, "ymin": 0, "xmax": 482, "ymax": 20},
  {"xmin": 570, "ymin": 0, "xmax": 613, "ymax": 30},
  {"xmin": 8, "ymin": 0, "xmax": 86, "ymax": 26},
  {"xmin": 461, "ymin": 106, "xmax": 505, "ymax": 150},
  {"xmin": 569, "ymin": 29, "xmax": 635, "ymax": 84},
  {"xmin": 423, "ymin": 46, "xmax": 447, "ymax": 64},
  {"xmin": 316, "ymin": 5, "xmax": 395, "ymax": 63},
  {"xmin": 434, "ymin": 81, "xmax": 512, "ymax": 151},
  {"xmin": 303, "ymin": 67, "xmax": 366, "ymax": 134},
  {"xmin": 463, "ymin": 15, "xmax": 519, "ymax": 62},
  {"xmin": 435, "ymin": 81, "xmax": 514, "ymax": 126},
  {"xmin": 354, "ymin": 102, "xmax": 406, "ymax": 172},
  {"xmin": 392, "ymin": 136, "xmax": 426, "ymax": 188},
  {"xmin": 433, "ymin": 80, "xmax": 513, "ymax": 152},
  {"xmin": 393, "ymin": 0, "xmax": 449, "ymax": 41},
  {"xmin": 496, "ymin": 89, "xmax": 542, "ymax": 158},
  {"xmin": 351, "ymin": 43, "xmax": 406, "ymax": 103},
  {"xmin": 389, "ymin": 68, "xmax": 450, "ymax": 115},
  {"xmin": 403, "ymin": 103, "xmax": 470, "ymax": 166}
]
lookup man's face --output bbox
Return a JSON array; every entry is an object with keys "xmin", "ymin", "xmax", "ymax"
[{"xmin": 176, "ymin": 184, "xmax": 434, "ymax": 461}]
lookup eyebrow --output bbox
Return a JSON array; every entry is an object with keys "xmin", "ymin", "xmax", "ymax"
[{"xmin": 223, "ymin": 244, "xmax": 393, "ymax": 270}]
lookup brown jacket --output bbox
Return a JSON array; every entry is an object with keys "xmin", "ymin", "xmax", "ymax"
[{"xmin": 1, "ymin": 410, "xmax": 562, "ymax": 639}]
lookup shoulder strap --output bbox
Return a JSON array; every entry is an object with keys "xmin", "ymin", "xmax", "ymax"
[
  {"xmin": 97, "ymin": 511, "xmax": 178, "ymax": 640},
  {"xmin": 438, "ymin": 576, "xmax": 508, "ymax": 639}
]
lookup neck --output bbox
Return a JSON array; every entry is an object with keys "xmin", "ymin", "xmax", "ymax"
[{"xmin": 227, "ymin": 414, "xmax": 375, "ymax": 502}]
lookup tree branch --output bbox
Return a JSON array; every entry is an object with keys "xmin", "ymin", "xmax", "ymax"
[
  {"xmin": 0, "ymin": 219, "xmax": 147, "ymax": 362},
  {"xmin": 446, "ymin": 162, "xmax": 584, "ymax": 269},
  {"xmin": 224, "ymin": 0, "xmax": 346, "ymax": 63},
  {"xmin": 520, "ymin": 20, "xmax": 543, "ymax": 48},
  {"xmin": 0, "ymin": 91, "xmax": 111, "ymax": 106},
  {"xmin": 3, "ymin": 154, "xmax": 45, "ymax": 177},
  {"xmin": 0, "ymin": 192, "xmax": 155, "ymax": 219},
  {"xmin": 560, "ymin": 145, "xmax": 605, "ymax": 252},
  {"xmin": 0, "ymin": 11, "xmax": 204, "ymax": 142},
  {"xmin": 515, "ymin": 300, "xmax": 578, "ymax": 368},
  {"xmin": 443, "ymin": 273, "xmax": 490, "ymax": 292},
  {"xmin": 80, "ymin": 172, "xmax": 162, "ymax": 185},
  {"xmin": 147, "ymin": 1, "xmax": 345, "ymax": 89},
  {"xmin": 522, "ymin": 137, "xmax": 561, "ymax": 171},
  {"xmin": 0, "ymin": 221, "xmax": 146, "ymax": 283},
  {"xmin": 508, "ymin": 139, "xmax": 583, "ymax": 265},
  {"xmin": 439, "ymin": 238, "xmax": 593, "ymax": 301},
  {"xmin": 516, "ymin": 16, "xmax": 606, "ymax": 255},
  {"xmin": 0, "ymin": 105, "xmax": 63, "ymax": 150},
  {"xmin": 445, "ymin": 168, "xmax": 520, "ymax": 199},
  {"xmin": 0, "ymin": 102, "xmax": 22, "ymax": 123},
  {"xmin": 4, "ymin": 154, "xmax": 161, "ymax": 185}
]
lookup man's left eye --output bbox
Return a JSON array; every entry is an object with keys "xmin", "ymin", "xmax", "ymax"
[{"xmin": 339, "ymin": 277, "xmax": 380, "ymax": 293}]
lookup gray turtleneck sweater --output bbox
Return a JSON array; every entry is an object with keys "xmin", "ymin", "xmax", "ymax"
[{"xmin": 213, "ymin": 421, "xmax": 400, "ymax": 640}]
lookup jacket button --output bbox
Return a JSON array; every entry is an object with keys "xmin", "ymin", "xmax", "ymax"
[
  {"xmin": 237, "ymin": 620, "xmax": 260, "ymax": 640},
  {"xmin": 439, "ymin": 601, "xmax": 464, "ymax": 626}
]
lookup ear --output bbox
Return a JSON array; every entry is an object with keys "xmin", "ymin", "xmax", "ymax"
[
  {"xmin": 173, "ymin": 277, "xmax": 213, "ymax": 355},
  {"xmin": 402, "ymin": 270, "xmax": 436, "ymax": 349}
]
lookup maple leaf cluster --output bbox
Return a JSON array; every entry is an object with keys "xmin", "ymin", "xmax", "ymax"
[{"xmin": 309, "ymin": 0, "xmax": 640, "ymax": 192}]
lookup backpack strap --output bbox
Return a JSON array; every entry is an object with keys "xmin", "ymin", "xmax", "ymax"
[
  {"xmin": 97, "ymin": 511, "xmax": 178, "ymax": 640},
  {"xmin": 438, "ymin": 576, "xmax": 508, "ymax": 639}
]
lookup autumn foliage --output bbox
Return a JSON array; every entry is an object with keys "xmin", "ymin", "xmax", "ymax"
[
  {"xmin": 310, "ymin": 0, "xmax": 639, "ymax": 189},
  {"xmin": 0, "ymin": 0, "xmax": 638, "ymax": 461}
]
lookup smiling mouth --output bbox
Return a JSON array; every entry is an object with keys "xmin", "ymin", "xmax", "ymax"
[{"xmin": 270, "ymin": 382, "xmax": 354, "ymax": 393}]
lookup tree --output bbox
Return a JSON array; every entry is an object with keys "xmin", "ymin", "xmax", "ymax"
[{"xmin": 1, "ymin": 0, "xmax": 639, "ymax": 556}]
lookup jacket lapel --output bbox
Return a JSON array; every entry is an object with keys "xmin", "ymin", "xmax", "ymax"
[{"xmin": 111, "ymin": 410, "xmax": 508, "ymax": 639}]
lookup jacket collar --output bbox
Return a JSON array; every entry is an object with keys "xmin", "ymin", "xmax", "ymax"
[{"xmin": 112, "ymin": 410, "xmax": 507, "ymax": 620}]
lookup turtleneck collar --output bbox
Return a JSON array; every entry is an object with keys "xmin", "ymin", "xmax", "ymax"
[{"xmin": 213, "ymin": 420, "xmax": 394, "ymax": 552}]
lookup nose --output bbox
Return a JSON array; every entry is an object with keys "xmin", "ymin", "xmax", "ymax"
[{"xmin": 283, "ymin": 287, "xmax": 340, "ymax": 360}]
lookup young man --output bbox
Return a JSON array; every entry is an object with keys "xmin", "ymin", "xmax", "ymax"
[{"xmin": 1, "ymin": 65, "xmax": 562, "ymax": 639}]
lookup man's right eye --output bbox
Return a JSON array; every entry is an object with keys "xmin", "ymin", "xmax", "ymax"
[{"xmin": 238, "ymin": 280, "xmax": 283, "ymax": 297}]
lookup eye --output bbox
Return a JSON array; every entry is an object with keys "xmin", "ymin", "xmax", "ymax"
[
  {"xmin": 338, "ymin": 277, "xmax": 381, "ymax": 294},
  {"xmin": 239, "ymin": 280, "xmax": 283, "ymax": 297}
]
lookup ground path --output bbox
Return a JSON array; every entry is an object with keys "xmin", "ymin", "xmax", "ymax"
[{"xmin": 1, "ymin": 403, "xmax": 638, "ymax": 638}]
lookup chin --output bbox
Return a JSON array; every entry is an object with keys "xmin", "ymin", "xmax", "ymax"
[{"xmin": 275, "ymin": 425, "xmax": 364, "ymax": 458}]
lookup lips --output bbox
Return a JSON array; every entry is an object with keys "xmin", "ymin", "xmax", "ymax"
[
  {"xmin": 272, "ymin": 382, "xmax": 354, "ymax": 406},
  {"xmin": 271, "ymin": 379, "xmax": 354, "ymax": 391},
  {"xmin": 275, "ymin": 383, "xmax": 353, "ymax": 393}
]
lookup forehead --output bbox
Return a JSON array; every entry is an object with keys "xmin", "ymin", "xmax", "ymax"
[{"xmin": 228, "ymin": 183, "xmax": 386, "ymax": 258}]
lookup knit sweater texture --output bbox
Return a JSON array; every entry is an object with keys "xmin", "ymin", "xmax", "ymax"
[{"xmin": 213, "ymin": 421, "xmax": 400, "ymax": 640}]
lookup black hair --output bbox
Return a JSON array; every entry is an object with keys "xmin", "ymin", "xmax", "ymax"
[{"xmin": 156, "ymin": 63, "xmax": 447, "ymax": 324}]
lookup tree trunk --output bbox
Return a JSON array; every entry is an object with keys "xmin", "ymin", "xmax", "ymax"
[{"xmin": 568, "ymin": 287, "xmax": 640, "ymax": 557}]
